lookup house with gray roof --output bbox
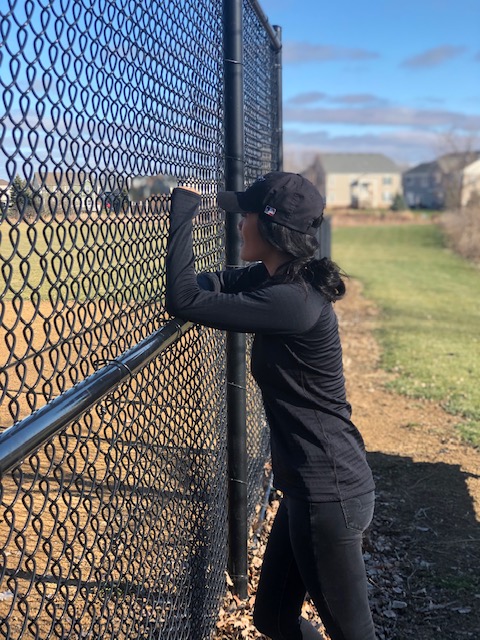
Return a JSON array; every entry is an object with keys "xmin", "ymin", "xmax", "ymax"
[
  {"xmin": 403, "ymin": 152, "xmax": 480, "ymax": 209},
  {"xmin": 302, "ymin": 153, "xmax": 402, "ymax": 209},
  {"xmin": 0, "ymin": 178, "xmax": 9, "ymax": 214}
]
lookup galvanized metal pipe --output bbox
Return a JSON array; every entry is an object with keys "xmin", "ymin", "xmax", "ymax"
[
  {"xmin": 0, "ymin": 319, "xmax": 193, "ymax": 476},
  {"xmin": 273, "ymin": 24, "xmax": 284, "ymax": 172},
  {"xmin": 250, "ymin": 0, "xmax": 282, "ymax": 51},
  {"xmin": 223, "ymin": 0, "xmax": 248, "ymax": 600}
]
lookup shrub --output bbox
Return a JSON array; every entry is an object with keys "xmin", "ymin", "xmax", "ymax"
[
  {"xmin": 439, "ymin": 204, "xmax": 480, "ymax": 262},
  {"xmin": 391, "ymin": 193, "xmax": 408, "ymax": 211},
  {"xmin": 10, "ymin": 174, "xmax": 30, "ymax": 204}
]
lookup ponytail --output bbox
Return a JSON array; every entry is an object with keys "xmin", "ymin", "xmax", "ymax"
[{"xmin": 298, "ymin": 257, "xmax": 346, "ymax": 302}]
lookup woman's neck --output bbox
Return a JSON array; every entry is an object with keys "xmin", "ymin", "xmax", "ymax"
[{"xmin": 263, "ymin": 251, "xmax": 293, "ymax": 277}]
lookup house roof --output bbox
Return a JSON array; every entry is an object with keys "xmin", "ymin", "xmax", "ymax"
[
  {"xmin": 311, "ymin": 153, "xmax": 400, "ymax": 174},
  {"xmin": 404, "ymin": 151, "xmax": 480, "ymax": 175},
  {"xmin": 32, "ymin": 171, "xmax": 81, "ymax": 188},
  {"xmin": 403, "ymin": 161, "xmax": 437, "ymax": 175},
  {"xmin": 438, "ymin": 152, "xmax": 480, "ymax": 172}
]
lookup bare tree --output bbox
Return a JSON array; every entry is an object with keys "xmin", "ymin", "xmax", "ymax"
[
  {"xmin": 435, "ymin": 129, "xmax": 480, "ymax": 210},
  {"xmin": 437, "ymin": 129, "xmax": 480, "ymax": 262}
]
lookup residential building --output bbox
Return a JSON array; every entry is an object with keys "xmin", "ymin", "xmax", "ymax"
[
  {"xmin": 30, "ymin": 170, "xmax": 129, "ymax": 216},
  {"xmin": 403, "ymin": 152, "xmax": 480, "ymax": 209},
  {"xmin": 302, "ymin": 153, "xmax": 402, "ymax": 209},
  {"xmin": 0, "ymin": 178, "xmax": 8, "ymax": 210},
  {"xmin": 459, "ymin": 157, "xmax": 480, "ymax": 207},
  {"xmin": 31, "ymin": 169, "xmax": 93, "ymax": 196}
]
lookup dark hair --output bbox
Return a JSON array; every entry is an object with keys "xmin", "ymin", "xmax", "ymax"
[{"xmin": 257, "ymin": 216, "xmax": 346, "ymax": 302}]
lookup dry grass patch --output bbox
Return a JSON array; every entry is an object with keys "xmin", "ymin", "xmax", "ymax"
[{"xmin": 439, "ymin": 206, "xmax": 480, "ymax": 263}]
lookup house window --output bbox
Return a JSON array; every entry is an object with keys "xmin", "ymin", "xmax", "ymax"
[
  {"xmin": 382, "ymin": 191, "xmax": 392, "ymax": 203},
  {"xmin": 383, "ymin": 176, "xmax": 392, "ymax": 185},
  {"xmin": 405, "ymin": 192, "xmax": 415, "ymax": 206}
]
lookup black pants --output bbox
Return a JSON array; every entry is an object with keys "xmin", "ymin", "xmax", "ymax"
[{"xmin": 253, "ymin": 492, "xmax": 376, "ymax": 640}]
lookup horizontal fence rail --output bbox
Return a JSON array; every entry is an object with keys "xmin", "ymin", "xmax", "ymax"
[
  {"xmin": 0, "ymin": 0, "xmax": 281, "ymax": 637},
  {"xmin": 0, "ymin": 318, "xmax": 193, "ymax": 476}
]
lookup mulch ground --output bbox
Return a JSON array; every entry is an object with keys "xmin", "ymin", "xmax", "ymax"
[{"xmin": 213, "ymin": 268, "xmax": 480, "ymax": 639}]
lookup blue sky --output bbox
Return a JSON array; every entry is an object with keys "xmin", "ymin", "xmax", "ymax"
[{"xmin": 260, "ymin": 0, "xmax": 480, "ymax": 167}]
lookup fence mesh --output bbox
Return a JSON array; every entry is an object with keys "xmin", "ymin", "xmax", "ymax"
[
  {"xmin": 243, "ymin": 1, "xmax": 280, "ymax": 517},
  {"xmin": 0, "ymin": 328, "xmax": 229, "ymax": 639},
  {"xmin": 0, "ymin": 0, "xmax": 224, "ymax": 428},
  {"xmin": 0, "ymin": 0, "xmax": 280, "ymax": 637}
]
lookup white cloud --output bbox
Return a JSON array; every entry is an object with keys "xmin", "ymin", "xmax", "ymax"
[
  {"xmin": 286, "ymin": 92, "xmax": 387, "ymax": 106},
  {"xmin": 401, "ymin": 45, "xmax": 466, "ymax": 68},
  {"xmin": 287, "ymin": 92, "xmax": 327, "ymax": 106},
  {"xmin": 283, "ymin": 42, "xmax": 379, "ymax": 64},
  {"xmin": 283, "ymin": 128, "xmax": 480, "ymax": 167},
  {"xmin": 284, "ymin": 105, "xmax": 480, "ymax": 130},
  {"xmin": 327, "ymin": 94, "xmax": 386, "ymax": 105}
]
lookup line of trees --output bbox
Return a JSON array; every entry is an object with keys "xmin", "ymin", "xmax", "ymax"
[{"xmin": 2, "ymin": 175, "xmax": 40, "ymax": 220}]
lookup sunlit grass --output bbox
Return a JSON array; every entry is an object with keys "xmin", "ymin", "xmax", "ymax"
[
  {"xmin": 0, "ymin": 218, "xmax": 167, "ymax": 302},
  {"xmin": 333, "ymin": 223, "xmax": 480, "ymax": 446}
]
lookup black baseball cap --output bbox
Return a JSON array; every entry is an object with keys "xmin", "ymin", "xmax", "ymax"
[{"xmin": 217, "ymin": 172, "xmax": 325, "ymax": 236}]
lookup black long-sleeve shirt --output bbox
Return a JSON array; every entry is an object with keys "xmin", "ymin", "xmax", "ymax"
[{"xmin": 166, "ymin": 188, "xmax": 374, "ymax": 501}]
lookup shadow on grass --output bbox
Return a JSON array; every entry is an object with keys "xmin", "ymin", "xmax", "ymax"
[{"xmin": 367, "ymin": 451, "xmax": 480, "ymax": 640}]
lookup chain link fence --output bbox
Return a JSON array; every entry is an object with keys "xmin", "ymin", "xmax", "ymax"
[
  {"xmin": 242, "ymin": 0, "xmax": 280, "ymax": 527},
  {"xmin": 0, "ymin": 0, "xmax": 281, "ymax": 637}
]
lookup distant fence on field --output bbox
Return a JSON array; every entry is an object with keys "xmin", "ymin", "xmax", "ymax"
[{"xmin": 0, "ymin": 0, "xmax": 282, "ymax": 638}]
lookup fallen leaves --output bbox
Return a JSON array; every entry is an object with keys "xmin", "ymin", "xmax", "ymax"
[{"xmin": 213, "ymin": 476, "xmax": 480, "ymax": 640}]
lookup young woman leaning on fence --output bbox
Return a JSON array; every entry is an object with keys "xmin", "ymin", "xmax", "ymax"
[{"xmin": 165, "ymin": 172, "xmax": 376, "ymax": 640}]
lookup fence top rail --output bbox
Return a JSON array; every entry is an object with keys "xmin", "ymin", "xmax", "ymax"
[
  {"xmin": 247, "ymin": 0, "xmax": 282, "ymax": 50},
  {"xmin": 0, "ymin": 318, "xmax": 193, "ymax": 477}
]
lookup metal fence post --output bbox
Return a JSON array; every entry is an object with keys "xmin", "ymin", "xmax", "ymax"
[
  {"xmin": 273, "ymin": 24, "xmax": 283, "ymax": 172},
  {"xmin": 223, "ymin": 0, "xmax": 248, "ymax": 599},
  {"xmin": 317, "ymin": 216, "xmax": 332, "ymax": 259}
]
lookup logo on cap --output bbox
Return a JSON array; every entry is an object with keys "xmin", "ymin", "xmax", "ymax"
[{"xmin": 264, "ymin": 205, "xmax": 276, "ymax": 217}]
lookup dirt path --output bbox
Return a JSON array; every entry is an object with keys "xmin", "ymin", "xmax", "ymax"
[
  {"xmin": 340, "ymin": 278, "xmax": 480, "ymax": 516},
  {"xmin": 338, "ymin": 279, "xmax": 480, "ymax": 640},
  {"xmin": 215, "ymin": 277, "xmax": 480, "ymax": 640}
]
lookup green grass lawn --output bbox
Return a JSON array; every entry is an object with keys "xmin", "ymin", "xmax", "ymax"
[
  {"xmin": 333, "ymin": 223, "xmax": 480, "ymax": 446},
  {"xmin": 0, "ymin": 219, "xmax": 166, "ymax": 302}
]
